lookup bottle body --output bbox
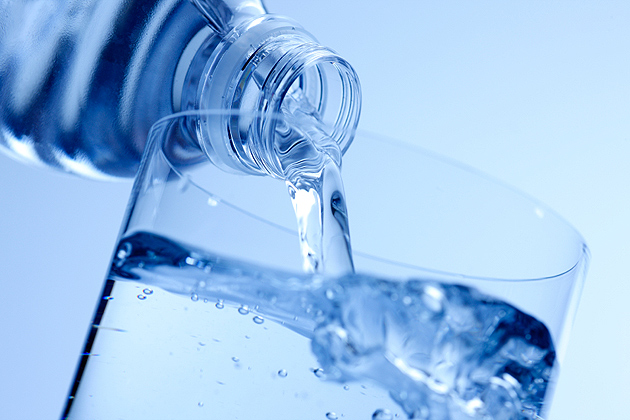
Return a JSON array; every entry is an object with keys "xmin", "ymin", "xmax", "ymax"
[
  {"xmin": 0, "ymin": 0, "xmax": 213, "ymax": 177},
  {"xmin": 0, "ymin": 0, "xmax": 360, "ymax": 179}
]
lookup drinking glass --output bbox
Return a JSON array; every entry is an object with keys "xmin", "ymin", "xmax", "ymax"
[{"xmin": 62, "ymin": 110, "xmax": 588, "ymax": 420}]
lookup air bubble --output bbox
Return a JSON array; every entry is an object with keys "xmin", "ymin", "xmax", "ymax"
[
  {"xmin": 313, "ymin": 368, "xmax": 326, "ymax": 378},
  {"xmin": 143, "ymin": 288, "xmax": 153, "ymax": 295},
  {"xmin": 422, "ymin": 286, "xmax": 445, "ymax": 313},
  {"xmin": 191, "ymin": 293, "xmax": 199, "ymax": 302},
  {"xmin": 326, "ymin": 412, "xmax": 338, "ymax": 420},
  {"xmin": 411, "ymin": 406, "xmax": 429, "ymax": 419},
  {"xmin": 232, "ymin": 356, "xmax": 240, "ymax": 362},
  {"xmin": 372, "ymin": 409, "xmax": 393, "ymax": 420},
  {"xmin": 216, "ymin": 300, "xmax": 224, "ymax": 309},
  {"xmin": 238, "ymin": 305, "xmax": 250, "ymax": 315},
  {"xmin": 185, "ymin": 256, "xmax": 198, "ymax": 266},
  {"xmin": 198, "ymin": 402, "xmax": 204, "ymax": 407},
  {"xmin": 137, "ymin": 294, "xmax": 146, "ymax": 300},
  {"xmin": 253, "ymin": 316, "xmax": 265, "ymax": 324},
  {"xmin": 278, "ymin": 369, "xmax": 288, "ymax": 377},
  {"xmin": 343, "ymin": 385, "xmax": 350, "ymax": 391}
]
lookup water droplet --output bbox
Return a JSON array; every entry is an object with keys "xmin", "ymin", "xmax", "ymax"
[
  {"xmin": 191, "ymin": 293, "xmax": 199, "ymax": 302},
  {"xmin": 253, "ymin": 316, "xmax": 265, "ymax": 324},
  {"xmin": 216, "ymin": 300, "xmax": 224, "ymax": 309},
  {"xmin": 137, "ymin": 294, "xmax": 146, "ymax": 300},
  {"xmin": 115, "ymin": 242, "xmax": 132, "ymax": 267},
  {"xmin": 372, "ymin": 409, "xmax": 393, "ymax": 420},
  {"xmin": 203, "ymin": 298, "xmax": 208, "ymax": 303},
  {"xmin": 198, "ymin": 402, "xmax": 204, "ymax": 407},
  {"xmin": 278, "ymin": 369, "xmax": 288, "ymax": 377},
  {"xmin": 238, "ymin": 305, "xmax": 250, "ymax": 315},
  {"xmin": 343, "ymin": 385, "xmax": 350, "ymax": 391},
  {"xmin": 326, "ymin": 412, "xmax": 338, "ymax": 420},
  {"xmin": 143, "ymin": 288, "xmax": 153, "ymax": 295},
  {"xmin": 232, "ymin": 356, "xmax": 240, "ymax": 363},
  {"xmin": 313, "ymin": 368, "xmax": 326, "ymax": 378}
]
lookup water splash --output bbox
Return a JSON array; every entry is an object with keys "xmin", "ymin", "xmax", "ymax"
[{"xmin": 111, "ymin": 232, "xmax": 556, "ymax": 419}]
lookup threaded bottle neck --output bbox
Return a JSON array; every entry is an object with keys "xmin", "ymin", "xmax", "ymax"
[{"xmin": 180, "ymin": 15, "xmax": 361, "ymax": 177}]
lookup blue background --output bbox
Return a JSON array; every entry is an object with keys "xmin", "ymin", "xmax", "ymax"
[{"xmin": 1, "ymin": 1, "xmax": 628, "ymax": 419}]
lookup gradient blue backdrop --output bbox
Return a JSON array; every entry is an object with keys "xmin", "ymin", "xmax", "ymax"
[{"xmin": 1, "ymin": 1, "xmax": 628, "ymax": 419}]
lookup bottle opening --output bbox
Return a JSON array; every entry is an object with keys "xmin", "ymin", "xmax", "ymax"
[{"xmin": 184, "ymin": 15, "xmax": 361, "ymax": 178}]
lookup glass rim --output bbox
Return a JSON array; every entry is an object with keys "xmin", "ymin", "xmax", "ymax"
[{"xmin": 145, "ymin": 108, "xmax": 590, "ymax": 284}]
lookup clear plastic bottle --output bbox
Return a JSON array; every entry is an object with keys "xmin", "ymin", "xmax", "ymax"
[{"xmin": 0, "ymin": 0, "xmax": 360, "ymax": 178}]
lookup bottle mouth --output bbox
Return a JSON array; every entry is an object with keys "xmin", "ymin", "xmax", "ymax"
[{"xmin": 186, "ymin": 15, "xmax": 361, "ymax": 178}]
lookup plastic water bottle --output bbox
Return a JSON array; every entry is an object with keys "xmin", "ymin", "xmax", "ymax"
[{"xmin": 0, "ymin": 0, "xmax": 361, "ymax": 178}]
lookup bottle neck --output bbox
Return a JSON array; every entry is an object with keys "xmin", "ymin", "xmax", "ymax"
[{"xmin": 176, "ymin": 15, "xmax": 361, "ymax": 177}]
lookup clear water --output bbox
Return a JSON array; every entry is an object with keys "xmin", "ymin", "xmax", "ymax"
[
  {"xmin": 63, "ymin": 232, "xmax": 556, "ymax": 420},
  {"xmin": 286, "ymin": 158, "xmax": 353, "ymax": 276},
  {"xmin": 279, "ymin": 88, "xmax": 354, "ymax": 275}
]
